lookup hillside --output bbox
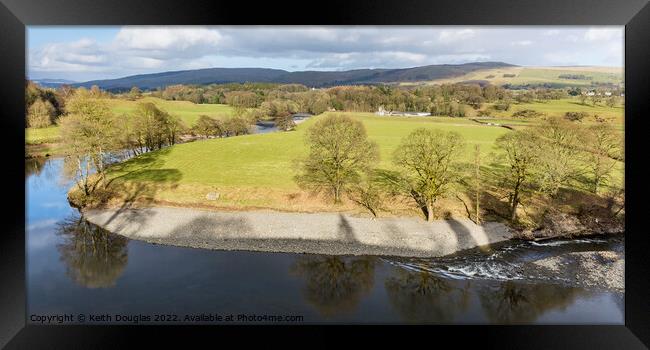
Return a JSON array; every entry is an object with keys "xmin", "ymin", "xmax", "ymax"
[
  {"xmin": 72, "ymin": 62, "xmax": 516, "ymax": 90},
  {"xmin": 409, "ymin": 66, "xmax": 624, "ymax": 88}
]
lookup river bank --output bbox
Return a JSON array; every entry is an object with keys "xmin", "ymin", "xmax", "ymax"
[{"xmin": 83, "ymin": 206, "xmax": 513, "ymax": 258}]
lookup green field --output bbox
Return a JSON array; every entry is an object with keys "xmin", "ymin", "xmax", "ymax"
[
  {"xmin": 489, "ymin": 98, "xmax": 623, "ymax": 120},
  {"xmin": 414, "ymin": 67, "xmax": 624, "ymax": 87},
  {"xmin": 25, "ymin": 97, "xmax": 237, "ymax": 157},
  {"xmin": 79, "ymin": 109, "xmax": 623, "ymax": 215},
  {"xmin": 107, "ymin": 97, "xmax": 236, "ymax": 126},
  {"xmin": 108, "ymin": 113, "xmax": 510, "ymax": 192},
  {"xmin": 25, "ymin": 126, "xmax": 61, "ymax": 145}
]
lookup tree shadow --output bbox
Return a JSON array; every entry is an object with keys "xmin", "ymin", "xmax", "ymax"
[
  {"xmin": 290, "ymin": 255, "xmax": 376, "ymax": 318},
  {"xmin": 55, "ymin": 213, "xmax": 129, "ymax": 289},
  {"xmin": 477, "ymin": 281, "xmax": 586, "ymax": 324},
  {"xmin": 88, "ymin": 147, "xmax": 183, "ymax": 224},
  {"xmin": 384, "ymin": 268, "xmax": 471, "ymax": 323}
]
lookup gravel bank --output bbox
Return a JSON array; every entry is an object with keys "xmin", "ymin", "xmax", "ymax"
[
  {"xmin": 529, "ymin": 250, "xmax": 624, "ymax": 291},
  {"xmin": 83, "ymin": 207, "xmax": 513, "ymax": 258}
]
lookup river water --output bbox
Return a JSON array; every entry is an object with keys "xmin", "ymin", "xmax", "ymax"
[{"xmin": 26, "ymin": 157, "xmax": 624, "ymax": 324}]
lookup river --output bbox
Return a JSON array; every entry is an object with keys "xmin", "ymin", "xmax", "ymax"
[{"xmin": 26, "ymin": 157, "xmax": 624, "ymax": 324}]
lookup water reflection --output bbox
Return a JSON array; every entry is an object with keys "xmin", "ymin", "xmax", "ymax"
[
  {"xmin": 25, "ymin": 157, "xmax": 48, "ymax": 178},
  {"xmin": 56, "ymin": 214, "xmax": 129, "ymax": 288},
  {"xmin": 478, "ymin": 281, "xmax": 584, "ymax": 324},
  {"xmin": 385, "ymin": 269, "xmax": 471, "ymax": 323},
  {"xmin": 290, "ymin": 256, "xmax": 376, "ymax": 317}
]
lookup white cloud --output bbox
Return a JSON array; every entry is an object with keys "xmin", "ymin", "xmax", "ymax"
[
  {"xmin": 511, "ymin": 40, "xmax": 533, "ymax": 46},
  {"xmin": 114, "ymin": 27, "xmax": 222, "ymax": 51},
  {"xmin": 438, "ymin": 29, "xmax": 476, "ymax": 43},
  {"xmin": 584, "ymin": 28, "xmax": 622, "ymax": 42},
  {"xmin": 542, "ymin": 29, "xmax": 560, "ymax": 36},
  {"xmin": 28, "ymin": 26, "xmax": 624, "ymax": 81}
]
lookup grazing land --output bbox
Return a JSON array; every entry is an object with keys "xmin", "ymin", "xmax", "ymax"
[
  {"xmin": 25, "ymin": 97, "xmax": 237, "ymax": 157},
  {"xmin": 412, "ymin": 66, "xmax": 623, "ymax": 87},
  {"xmin": 107, "ymin": 97, "xmax": 236, "ymax": 126}
]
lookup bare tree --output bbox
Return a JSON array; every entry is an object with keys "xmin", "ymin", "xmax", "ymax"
[
  {"xmin": 474, "ymin": 144, "xmax": 481, "ymax": 224},
  {"xmin": 295, "ymin": 114, "xmax": 379, "ymax": 203},
  {"xmin": 392, "ymin": 128, "xmax": 465, "ymax": 222},
  {"xmin": 583, "ymin": 123, "xmax": 622, "ymax": 193},
  {"xmin": 533, "ymin": 117, "xmax": 583, "ymax": 196},
  {"xmin": 495, "ymin": 130, "xmax": 538, "ymax": 222}
]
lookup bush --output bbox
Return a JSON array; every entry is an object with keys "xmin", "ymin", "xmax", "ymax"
[
  {"xmin": 193, "ymin": 115, "xmax": 224, "ymax": 137},
  {"xmin": 493, "ymin": 100, "xmax": 511, "ymax": 111},
  {"xmin": 511, "ymin": 109, "xmax": 545, "ymax": 118},
  {"xmin": 27, "ymin": 99, "xmax": 56, "ymax": 128},
  {"xmin": 275, "ymin": 114, "xmax": 296, "ymax": 131},
  {"xmin": 224, "ymin": 116, "xmax": 251, "ymax": 136},
  {"xmin": 564, "ymin": 111, "xmax": 589, "ymax": 122}
]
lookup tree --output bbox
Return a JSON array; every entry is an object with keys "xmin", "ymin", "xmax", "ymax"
[
  {"xmin": 583, "ymin": 123, "xmax": 622, "ymax": 193},
  {"xmin": 295, "ymin": 114, "xmax": 379, "ymax": 203},
  {"xmin": 591, "ymin": 95, "xmax": 602, "ymax": 106},
  {"xmin": 473, "ymin": 144, "xmax": 481, "ymax": 225},
  {"xmin": 59, "ymin": 95, "xmax": 117, "ymax": 196},
  {"xmin": 128, "ymin": 86, "xmax": 142, "ymax": 100},
  {"xmin": 27, "ymin": 99, "xmax": 56, "ymax": 128},
  {"xmin": 392, "ymin": 128, "xmax": 465, "ymax": 222},
  {"xmin": 223, "ymin": 116, "xmax": 251, "ymax": 136},
  {"xmin": 193, "ymin": 115, "xmax": 224, "ymax": 138},
  {"xmin": 348, "ymin": 172, "xmax": 385, "ymax": 218},
  {"xmin": 275, "ymin": 113, "xmax": 296, "ymax": 131},
  {"xmin": 90, "ymin": 85, "xmax": 102, "ymax": 97},
  {"xmin": 495, "ymin": 131, "xmax": 538, "ymax": 222},
  {"xmin": 533, "ymin": 117, "xmax": 583, "ymax": 196},
  {"xmin": 578, "ymin": 94, "xmax": 588, "ymax": 105},
  {"xmin": 606, "ymin": 96, "xmax": 617, "ymax": 108}
]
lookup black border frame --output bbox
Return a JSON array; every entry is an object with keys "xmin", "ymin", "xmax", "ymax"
[{"xmin": 2, "ymin": 0, "xmax": 649, "ymax": 348}]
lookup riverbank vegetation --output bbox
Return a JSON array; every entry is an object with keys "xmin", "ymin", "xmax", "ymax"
[{"xmin": 25, "ymin": 79, "xmax": 623, "ymax": 234}]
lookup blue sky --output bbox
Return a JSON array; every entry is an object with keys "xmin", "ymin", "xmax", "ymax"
[{"xmin": 27, "ymin": 26, "xmax": 624, "ymax": 82}]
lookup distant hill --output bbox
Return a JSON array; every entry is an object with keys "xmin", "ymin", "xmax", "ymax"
[
  {"xmin": 32, "ymin": 79, "xmax": 77, "ymax": 88},
  {"xmin": 72, "ymin": 62, "xmax": 516, "ymax": 91}
]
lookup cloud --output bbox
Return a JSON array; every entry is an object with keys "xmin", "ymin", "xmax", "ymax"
[
  {"xmin": 438, "ymin": 29, "xmax": 476, "ymax": 43},
  {"xmin": 542, "ymin": 29, "xmax": 560, "ymax": 36},
  {"xmin": 114, "ymin": 27, "xmax": 222, "ymax": 51},
  {"xmin": 584, "ymin": 28, "xmax": 622, "ymax": 42},
  {"xmin": 28, "ymin": 26, "xmax": 625, "ymax": 81},
  {"xmin": 511, "ymin": 40, "xmax": 533, "ymax": 46},
  {"xmin": 29, "ymin": 38, "xmax": 108, "ymax": 73}
]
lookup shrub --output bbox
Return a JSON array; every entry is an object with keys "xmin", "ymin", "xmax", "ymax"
[{"xmin": 511, "ymin": 109, "xmax": 545, "ymax": 118}]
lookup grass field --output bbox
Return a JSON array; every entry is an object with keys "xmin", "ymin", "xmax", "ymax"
[
  {"xmin": 25, "ymin": 126, "xmax": 61, "ymax": 145},
  {"xmin": 75, "ymin": 109, "xmax": 623, "ymax": 220},
  {"xmin": 107, "ymin": 97, "xmax": 236, "ymax": 126},
  {"xmin": 108, "ymin": 113, "xmax": 510, "ymax": 189},
  {"xmin": 25, "ymin": 98, "xmax": 236, "ymax": 157},
  {"xmin": 407, "ymin": 66, "xmax": 623, "ymax": 87}
]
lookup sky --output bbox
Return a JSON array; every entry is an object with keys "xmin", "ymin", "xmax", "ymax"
[{"xmin": 27, "ymin": 26, "xmax": 624, "ymax": 82}]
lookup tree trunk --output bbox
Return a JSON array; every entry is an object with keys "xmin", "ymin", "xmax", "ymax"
[
  {"xmin": 510, "ymin": 192, "xmax": 519, "ymax": 222},
  {"xmin": 426, "ymin": 202, "xmax": 434, "ymax": 222},
  {"xmin": 334, "ymin": 186, "xmax": 341, "ymax": 204}
]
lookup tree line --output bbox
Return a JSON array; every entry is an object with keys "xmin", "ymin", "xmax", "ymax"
[{"xmin": 295, "ymin": 114, "xmax": 622, "ymax": 223}]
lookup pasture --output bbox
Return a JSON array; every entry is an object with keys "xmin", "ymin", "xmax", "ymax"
[{"xmin": 416, "ymin": 66, "xmax": 623, "ymax": 87}]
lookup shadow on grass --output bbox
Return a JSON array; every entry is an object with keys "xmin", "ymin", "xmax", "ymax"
[{"xmin": 92, "ymin": 148, "xmax": 183, "ymax": 228}]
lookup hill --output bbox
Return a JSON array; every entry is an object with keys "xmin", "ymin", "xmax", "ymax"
[
  {"xmin": 73, "ymin": 62, "xmax": 516, "ymax": 91},
  {"xmin": 409, "ymin": 66, "xmax": 624, "ymax": 88}
]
